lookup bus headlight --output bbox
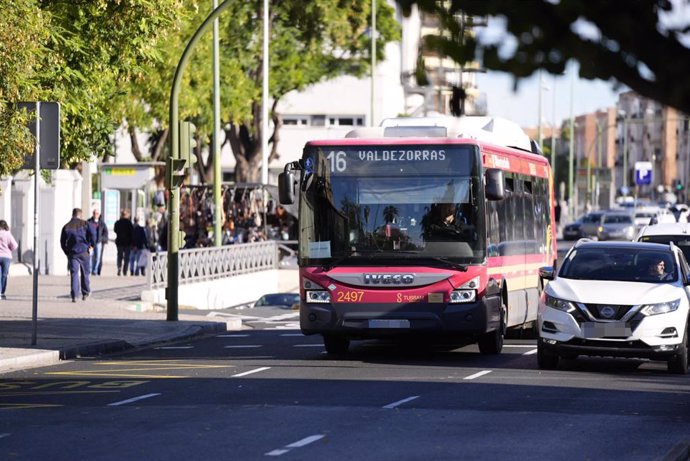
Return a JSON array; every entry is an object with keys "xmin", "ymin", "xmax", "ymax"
[
  {"xmin": 450, "ymin": 290, "xmax": 476, "ymax": 303},
  {"xmin": 306, "ymin": 290, "xmax": 331, "ymax": 304},
  {"xmin": 641, "ymin": 299, "xmax": 680, "ymax": 316}
]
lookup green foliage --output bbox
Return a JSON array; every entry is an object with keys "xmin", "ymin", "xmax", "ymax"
[{"xmin": 398, "ymin": 0, "xmax": 690, "ymax": 116}]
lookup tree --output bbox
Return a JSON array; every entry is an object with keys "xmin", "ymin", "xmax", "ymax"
[
  {"xmin": 397, "ymin": 0, "xmax": 690, "ymax": 116},
  {"xmin": 126, "ymin": 0, "xmax": 400, "ymax": 184}
]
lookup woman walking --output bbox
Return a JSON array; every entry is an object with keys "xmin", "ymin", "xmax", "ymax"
[{"xmin": 0, "ymin": 220, "xmax": 18, "ymax": 300}]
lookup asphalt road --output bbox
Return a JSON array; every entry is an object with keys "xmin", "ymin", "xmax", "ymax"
[{"xmin": 2, "ymin": 303, "xmax": 690, "ymax": 461}]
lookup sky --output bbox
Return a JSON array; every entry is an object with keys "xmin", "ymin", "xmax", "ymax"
[{"xmin": 475, "ymin": 65, "xmax": 624, "ymax": 130}]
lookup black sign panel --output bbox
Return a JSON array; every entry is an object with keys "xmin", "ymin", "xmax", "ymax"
[{"xmin": 18, "ymin": 102, "xmax": 61, "ymax": 170}]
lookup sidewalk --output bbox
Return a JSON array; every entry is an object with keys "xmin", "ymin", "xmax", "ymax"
[{"xmin": 0, "ymin": 262, "xmax": 238, "ymax": 374}]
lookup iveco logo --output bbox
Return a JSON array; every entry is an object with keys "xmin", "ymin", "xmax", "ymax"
[
  {"xmin": 363, "ymin": 274, "xmax": 415, "ymax": 285},
  {"xmin": 600, "ymin": 306, "xmax": 616, "ymax": 319}
]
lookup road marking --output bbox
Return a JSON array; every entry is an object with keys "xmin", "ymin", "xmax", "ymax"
[
  {"xmin": 0, "ymin": 433, "xmax": 10, "ymax": 439},
  {"xmin": 522, "ymin": 349, "xmax": 538, "ymax": 355},
  {"xmin": 383, "ymin": 395, "xmax": 420, "ymax": 409},
  {"xmin": 217, "ymin": 334, "xmax": 250, "ymax": 338},
  {"xmin": 464, "ymin": 370, "xmax": 492, "ymax": 380},
  {"xmin": 503, "ymin": 345, "xmax": 539, "ymax": 348},
  {"xmin": 280, "ymin": 333, "xmax": 304, "ymax": 337},
  {"xmin": 293, "ymin": 344, "xmax": 323, "ymax": 348},
  {"xmin": 266, "ymin": 434, "xmax": 325, "ymax": 456},
  {"xmin": 0, "ymin": 404, "xmax": 62, "ymax": 410},
  {"xmin": 232, "ymin": 367, "xmax": 271, "ymax": 378},
  {"xmin": 224, "ymin": 345, "xmax": 262, "ymax": 349},
  {"xmin": 108, "ymin": 393, "xmax": 161, "ymax": 407},
  {"xmin": 154, "ymin": 346, "xmax": 193, "ymax": 350}
]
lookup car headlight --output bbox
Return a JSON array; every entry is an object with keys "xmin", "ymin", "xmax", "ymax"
[
  {"xmin": 543, "ymin": 293, "xmax": 576, "ymax": 313},
  {"xmin": 640, "ymin": 299, "xmax": 681, "ymax": 316},
  {"xmin": 306, "ymin": 290, "xmax": 331, "ymax": 304}
]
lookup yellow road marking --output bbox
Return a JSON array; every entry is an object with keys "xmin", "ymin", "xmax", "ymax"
[
  {"xmin": 44, "ymin": 371, "xmax": 187, "ymax": 379},
  {"xmin": 0, "ymin": 403, "xmax": 62, "ymax": 410}
]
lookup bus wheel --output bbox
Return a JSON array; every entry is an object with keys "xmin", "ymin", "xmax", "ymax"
[
  {"xmin": 323, "ymin": 335, "xmax": 350, "ymax": 355},
  {"xmin": 478, "ymin": 308, "xmax": 505, "ymax": 354}
]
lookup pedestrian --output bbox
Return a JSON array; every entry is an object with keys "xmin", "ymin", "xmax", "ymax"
[
  {"xmin": 60, "ymin": 208, "xmax": 96, "ymax": 302},
  {"xmin": 130, "ymin": 216, "xmax": 148, "ymax": 276},
  {"xmin": 114, "ymin": 209, "xmax": 134, "ymax": 276},
  {"xmin": 0, "ymin": 220, "xmax": 18, "ymax": 300},
  {"xmin": 87, "ymin": 209, "xmax": 108, "ymax": 276}
]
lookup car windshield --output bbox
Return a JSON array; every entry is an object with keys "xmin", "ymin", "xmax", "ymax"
[
  {"xmin": 638, "ymin": 235, "xmax": 690, "ymax": 262},
  {"xmin": 603, "ymin": 214, "xmax": 632, "ymax": 224},
  {"xmin": 559, "ymin": 247, "xmax": 677, "ymax": 283},
  {"xmin": 255, "ymin": 293, "xmax": 300, "ymax": 307}
]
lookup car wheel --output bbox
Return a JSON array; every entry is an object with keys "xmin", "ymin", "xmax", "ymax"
[
  {"xmin": 668, "ymin": 329, "xmax": 688, "ymax": 374},
  {"xmin": 478, "ymin": 306, "xmax": 505, "ymax": 354},
  {"xmin": 537, "ymin": 340, "xmax": 559, "ymax": 369},
  {"xmin": 323, "ymin": 335, "xmax": 350, "ymax": 355}
]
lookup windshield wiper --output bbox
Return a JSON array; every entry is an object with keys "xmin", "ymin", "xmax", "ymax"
[{"xmin": 423, "ymin": 256, "xmax": 469, "ymax": 271}]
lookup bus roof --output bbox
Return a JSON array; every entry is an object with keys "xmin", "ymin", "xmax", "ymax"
[{"xmin": 343, "ymin": 115, "xmax": 534, "ymax": 152}]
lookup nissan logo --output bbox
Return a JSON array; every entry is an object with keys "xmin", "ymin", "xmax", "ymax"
[
  {"xmin": 363, "ymin": 274, "xmax": 415, "ymax": 285},
  {"xmin": 600, "ymin": 306, "xmax": 616, "ymax": 319}
]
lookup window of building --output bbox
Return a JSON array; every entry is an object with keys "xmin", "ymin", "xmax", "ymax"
[{"xmin": 327, "ymin": 116, "xmax": 365, "ymax": 127}]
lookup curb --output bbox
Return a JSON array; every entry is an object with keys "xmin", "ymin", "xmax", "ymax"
[
  {"xmin": 59, "ymin": 322, "xmax": 230, "ymax": 360},
  {"xmin": 0, "ymin": 349, "xmax": 60, "ymax": 374}
]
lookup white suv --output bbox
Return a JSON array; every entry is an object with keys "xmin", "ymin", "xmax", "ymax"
[
  {"xmin": 537, "ymin": 240, "xmax": 690, "ymax": 373},
  {"xmin": 636, "ymin": 222, "xmax": 690, "ymax": 263}
]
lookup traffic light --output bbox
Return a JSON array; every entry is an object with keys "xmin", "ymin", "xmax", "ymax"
[
  {"xmin": 179, "ymin": 120, "xmax": 197, "ymax": 168},
  {"xmin": 165, "ymin": 157, "xmax": 187, "ymax": 188}
]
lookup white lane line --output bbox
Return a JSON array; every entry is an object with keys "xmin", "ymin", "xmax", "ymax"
[
  {"xmin": 503, "ymin": 345, "xmax": 538, "ymax": 348},
  {"xmin": 217, "ymin": 334, "xmax": 250, "ymax": 338},
  {"xmin": 280, "ymin": 333, "xmax": 304, "ymax": 337},
  {"xmin": 382, "ymin": 395, "xmax": 420, "ymax": 409},
  {"xmin": 232, "ymin": 367, "xmax": 271, "ymax": 378},
  {"xmin": 522, "ymin": 349, "xmax": 538, "ymax": 355},
  {"xmin": 293, "ymin": 344, "xmax": 323, "ymax": 348},
  {"xmin": 224, "ymin": 345, "xmax": 262, "ymax": 349},
  {"xmin": 0, "ymin": 433, "xmax": 10, "ymax": 439},
  {"xmin": 266, "ymin": 435, "xmax": 325, "ymax": 456},
  {"xmin": 464, "ymin": 370, "xmax": 492, "ymax": 380},
  {"xmin": 154, "ymin": 346, "xmax": 193, "ymax": 350},
  {"xmin": 108, "ymin": 393, "xmax": 161, "ymax": 407}
]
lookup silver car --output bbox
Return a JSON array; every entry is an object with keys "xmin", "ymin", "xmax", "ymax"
[{"xmin": 596, "ymin": 212, "xmax": 635, "ymax": 241}]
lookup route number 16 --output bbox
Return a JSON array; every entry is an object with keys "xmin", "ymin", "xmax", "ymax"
[{"xmin": 326, "ymin": 151, "xmax": 347, "ymax": 173}]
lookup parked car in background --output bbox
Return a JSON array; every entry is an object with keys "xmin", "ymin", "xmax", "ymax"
[
  {"xmin": 254, "ymin": 292, "xmax": 300, "ymax": 310},
  {"xmin": 537, "ymin": 240, "xmax": 690, "ymax": 373},
  {"xmin": 562, "ymin": 217, "xmax": 584, "ymax": 241},
  {"xmin": 578, "ymin": 211, "xmax": 605, "ymax": 238},
  {"xmin": 633, "ymin": 207, "xmax": 660, "ymax": 229},
  {"xmin": 636, "ymin": 222, "xmax": 690, "ymax": 262},
  {"xmin": 596, "ymin": 212, "xmax": 635, "ymax": 241}
]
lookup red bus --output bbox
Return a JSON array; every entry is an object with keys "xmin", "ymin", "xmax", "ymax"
[{"xmin": 278, "ymin": 116, "xmax": 557, "ymax": 354}]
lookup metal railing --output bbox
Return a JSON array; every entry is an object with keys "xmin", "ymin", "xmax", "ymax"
[{"xmin": 148, "ymin": 241, "xmax": 279, "ymax": 289}]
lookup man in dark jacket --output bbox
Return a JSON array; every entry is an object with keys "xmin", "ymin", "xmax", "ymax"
[
  {"xmin": 114, "ymin": 209, "xmax": 134, "ymax": 276},
  {"xmin": 60, "ymin": 208, "xmax": 97, "ymax": 302},
  {"xmin": 87, "ymin": 209, "xmax": 109, "ymax": 276}
]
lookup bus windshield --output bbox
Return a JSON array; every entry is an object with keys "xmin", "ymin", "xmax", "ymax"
[{"xmin": 298, "ymin": 144, "xmax": 486, "ymax": 265}]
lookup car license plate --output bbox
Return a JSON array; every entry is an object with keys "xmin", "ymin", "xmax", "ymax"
[
  {"xmin": 368, "ymin": 319, "xmax": 410, "ymax": 329},
  {"xmin": 581, "ymin": 322, "xmax": 631, "ymax": 338}
]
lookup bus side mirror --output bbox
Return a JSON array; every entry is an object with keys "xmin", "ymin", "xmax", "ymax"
[
  {"xmin": 279, "ymin": 171, "xmax": 296, "ymax": 205},
  {"xmin": 485, "ymin": 168, "xmax": 505, "ymax": 201}
]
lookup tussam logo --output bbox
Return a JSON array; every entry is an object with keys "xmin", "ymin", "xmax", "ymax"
[{"xmin": 363, "ymin": 274, "xmax": 414, "ymax": 285}]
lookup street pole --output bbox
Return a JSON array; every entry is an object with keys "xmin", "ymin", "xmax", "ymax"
[
  {"xmin": 623, "ymin": 117, "xmax": 629, "ymax": 192},
  {"xmin": 551, "ymin": 75, "xmax": 556, "ymax": 175},
  {"xmin": 370, "ymin": 0, "xmax": 376, "ymax": 127},
  {"xmin": 261, "ymin": 0, "xmax": 269, "ymax": 185},
  {"xmin": 537, "ymin": 70, "xmax": 543, "ymax": 151},
  {"xmin": 568, "ymin": 67, "xmax": 575, "ymax": 219},
  {"xmin": 212, "ymin": 0, "xmax": 222, "ymax": 246},
  {"xmin": 167, "ymin": 0, "xmax": 232, "ymax": 321},
  {"xmin": 31, "ymin": 101, "xmax": 40, "ymax": 345}
]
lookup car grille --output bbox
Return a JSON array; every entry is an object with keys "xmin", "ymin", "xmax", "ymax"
[{"xmin": 582, "ymin": 304, "xmax": 634, "ymax": 320}]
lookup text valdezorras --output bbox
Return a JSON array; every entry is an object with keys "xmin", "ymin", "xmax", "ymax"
[{"xmin": 358, "ymin": 149, "xmax": 446, "ymax": 162}]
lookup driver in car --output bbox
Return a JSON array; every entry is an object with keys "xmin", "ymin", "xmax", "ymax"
[{"xmin": 647, "ymin": 257, "xmax": 672, "ymax": 281}]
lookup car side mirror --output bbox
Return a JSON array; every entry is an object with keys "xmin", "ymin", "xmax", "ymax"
[{"xmin": 538, "ymin": 266, "xmax": 555, "ymax": 281}]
